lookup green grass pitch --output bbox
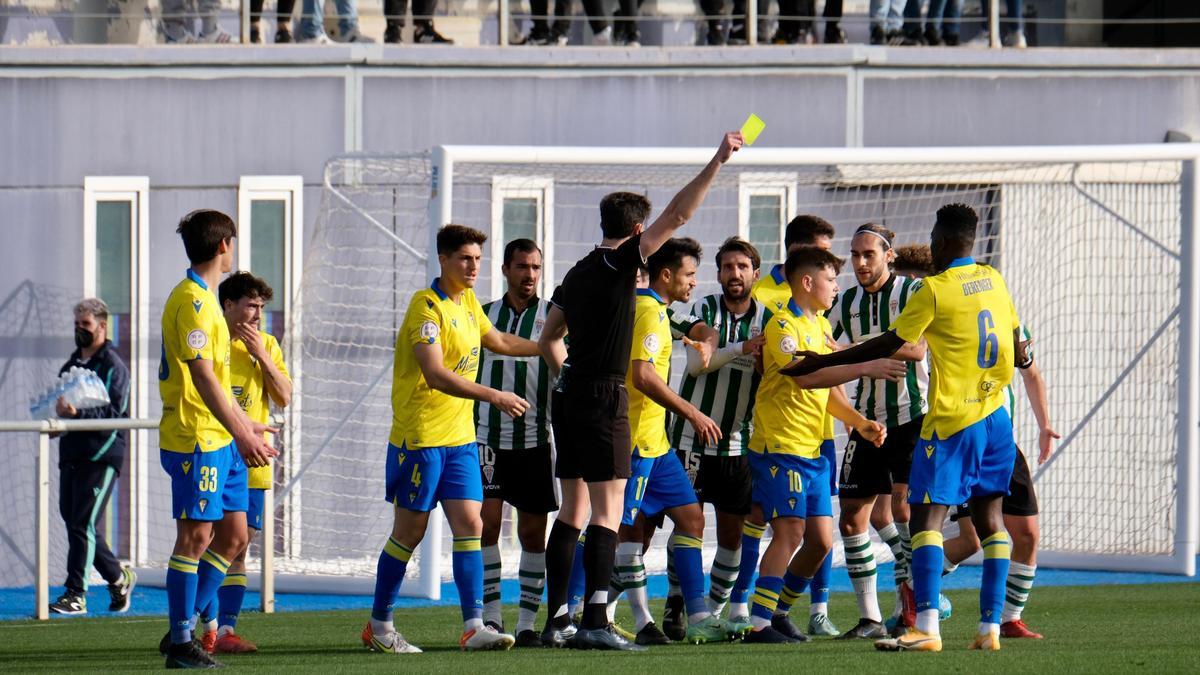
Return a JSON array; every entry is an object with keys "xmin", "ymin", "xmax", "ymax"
[{"xmin": 3, "ymin": 583, "xmax": 1197, "ymax": 672}]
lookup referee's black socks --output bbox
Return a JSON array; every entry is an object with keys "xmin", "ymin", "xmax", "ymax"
[
  {"xmin": 582, "ymin": 525, "xmax": 618, "ymax": 629},
  {"xmin": 544, "ymin": 519, "xmax": 581, "ymax": 630}
]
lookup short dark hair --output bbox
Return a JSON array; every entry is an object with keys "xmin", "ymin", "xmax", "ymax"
[
  {"xmin": 177, "ymin": 209, "xmax": 237, "ymax": 264},
  {"xmin": 784, "ymin": 214, "xmax": 836, "ymax": 249},
  {"xmin": 436, "ymin": 224, "xmax": 487, "ymax": 255},
  {"xmin": 599, "ymin": 191, "xmax": 651, "ymax": 239},
  {"xmin": 894, "ymin": 244, "xmax": 934, "ymax": 276},
  {"xmin": 784, "ymin": 245, "xmax": 844, "ymax": 282},
  {"xmin": 714, "ymin": 237, "xmax": 761, "ymax": 271},
  {"xmin": 648, "ymin": 237, "xmax": 702, "ymax": 280},
  {"xmin": 502, "ymin": 238, "xmax": 542, "ymax": 266},
  {"xmin": 934, "ymin": 203, "xmax": 979, "ymax": 250},
  {"xmin": 219, "ymin": 271, "xmax": 274, "ymax": 308},
  {"xmin": 853, "ymin": 222, "xmax": 896, "ymax": 250}
]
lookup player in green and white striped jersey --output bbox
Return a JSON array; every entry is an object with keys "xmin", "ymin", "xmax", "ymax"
[
  {"xmin": 473, "ymin": 239, "xmax": 557, "ymax": 648},
  {"xmin": 827, "ymin": 224, "xmax": 932, "ymax": 640},
  {"xmin": 943, "ymin": 323, "xmax": 1060, "ymax": 640}
]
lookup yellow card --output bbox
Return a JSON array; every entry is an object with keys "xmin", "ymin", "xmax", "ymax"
[{"xmin": 740, "ymin": 114, "xmax": 766, "ymax": 146}]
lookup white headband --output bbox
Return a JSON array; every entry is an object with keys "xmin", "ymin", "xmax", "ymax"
[{"xmin": 855, "ymin": 229, "xmax": 893, "ymax": 250}]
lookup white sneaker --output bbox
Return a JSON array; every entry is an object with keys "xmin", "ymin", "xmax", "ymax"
[
  {"xmin": 363, "ymin": 623, "xmax": 423, "ymax": 653},
  {"xmin": 460, "ymin": 624, "xmax": 515, "ymax": 651},
  {"xmin": 592, "ymin": 25, "xmax": 613, "ymax": 46},
  {"xmin": 297, "ymin": 33, "xmax": 333, "ymax": 44},
  {"xmin": 337, "ymin": 26, "xmax": 376, "ymax": 43},
  {"xmin": 1003, "ymin": 31, "xmax": 1027, "ymax": 48},
  {"xmin": 967, "ymin": 32, "xmax": 991, "ymax": 48},
  {"xmin": 198, "ymin": 27, "xmax": 233, "ymax": 44}
]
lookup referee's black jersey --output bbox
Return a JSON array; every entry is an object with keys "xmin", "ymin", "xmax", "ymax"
[{"xmin": 550, "ymin": 233, "xmax": 645, "ymax": 380}]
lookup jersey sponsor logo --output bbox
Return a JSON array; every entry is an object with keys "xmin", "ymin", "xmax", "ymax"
[
  {"xmin": 232, "ymin": 386, "xmax": 243, "ymax": 397},
  {"xmin": 980, "ymin": 380, "xmax": 997, "ymax": 394},
  {"xmin": 779, "ymin": 335, "xmax": 797, "ymax": 354},
  {"xmin": 419, "ymin": 320, "xmax": 439, "ymax": 342},
  {"xmin": 187, "ymin": 329, "xmax": 208, "ymax": 350},
  {"xmin": 643, "ymin": 333, "xmax": 661, "ymax": 354}
]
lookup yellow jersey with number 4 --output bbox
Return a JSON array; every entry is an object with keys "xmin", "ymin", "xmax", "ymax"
[
  {"xmin": 750, "ymin": 298, "xmax": 832, "ymax": 459},
  {"xmin": 892, "ymin": 257, "xmax": 1020, "ymax": 440},
  {"xmin": 159, "ymin": 270, "xmax": 233, "ymax": 454},
  {"xmin": 753, "ymin": 264, "xmax": 837, "ymax": 442},
  {"xmin": 390, "ymin": 279, "xmax": 494, "ymax": 450},
  {"xmin": 230, "ymin": 332, "xmax": 289, "ymax": 490},
  {"xmin": 626, "ymin": 289, "xmax": 673, "ymax": 459}
]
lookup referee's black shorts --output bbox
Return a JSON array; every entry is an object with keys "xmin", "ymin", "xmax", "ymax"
[{"xmin": 552, "ymin": 377, "xmax": 632, "ymax": 483}]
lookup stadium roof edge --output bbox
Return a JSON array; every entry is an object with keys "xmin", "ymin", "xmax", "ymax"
[{"xmin": 3, "ymin": 45, "xmax": 1200, "ymax": 70}]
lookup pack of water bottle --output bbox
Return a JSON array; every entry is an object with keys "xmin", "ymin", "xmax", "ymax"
[{"xmin": 28, "ymin": 367, "xmax": 111, "ymax": 420}]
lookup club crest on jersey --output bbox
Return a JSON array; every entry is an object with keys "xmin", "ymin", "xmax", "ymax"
[
  {"xmin": 780, "ymin": 336, "xmax": 797, "ymax": 354},
  {"xmin": 890, "ymin": 300, "xmax": 899, "ymax": 314},
  {"xmin": 643, "ymin": 333, "xmax": 661, "ymax": 354},
  {"xmin": 750, "ymin": 326, "xmax": 762, "ymax": 338},
  {"xmin": 192, "ymin": 300, "xmax": 203, "ymax": 314},
  {"xmin": 535, "ymin": 318, "xmax": 545, "ymax": 331},
  {"xmin": 482, "ymin": 465, "xmax": 495, "ymax": 483},
  {"xmin": 198, "ymin": 499, "xmax": 208, "ymax": 513},
  {"xmin": 182, "ymin": 461, "xmax": 192, "ymax": 475},
  {"xmin": 409, "ymin": 492, "xmax": 418, "ymax": 503},
  {"xmin": 187, "ymin": 329, "xmax": 207, "ymax": 350},
  {"xmin": 419, "ymin": 321, "xmax": 439, "ymax": 342},
  {"xmin": 788, "ymin": 498, "xmax": 797, "ymax": 510}
]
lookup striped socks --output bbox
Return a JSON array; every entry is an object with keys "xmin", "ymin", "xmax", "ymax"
[
  {"xmin": 910, "ymin": 530, "xmax": 944, "ymax": 635},
  {"xmin": 707, "ymin": 545, "xmax": 740, "ymax": 616},
  {"xmin": 193, "ymin": 550, "xmax": 231, "ymax": 632},
  {"xmin": 728, "ymin": 521, "xmax": 765, "ymax": 619},
  {"xmin": 843, "ymin": 532, "xmax": 881, "ymax": 622},
  {"xmin": 516, "ymin": 551, "xmax": 546, "ymax": 633},
  {"xmin": 482, "ymin": 544, "xmax": 503, "ymax": 627},
  {"xmin": 372, "ymin": 536, "xmax": 413, "ymax": 629},
  {"xmin": 671, "ymin": 533, "xmax": 710, "ymax": 621},
  {"xmin": 980, "ymin": 532, "xmax": 1012, "ymax": 632},
  {"xmin": 749, "ymin": 575, "xmax": 782, "ymax": 630},
  {"xmin": 614, "ymin": 541, "xmax": 652, "ymax": 630},
  {"xmin": 1002, "ymin": 561, "xmax": 1036, "ymax": 623},
  {"xmin": 217, "ymin": 573, "xmax": 248, "ymax": 632},
  {"xmin": 452, "ymin": 536, "xmax": 485, "ymax": 628},
  {"xmin": 774, "ymin": 570, "xmax": 810, "ymax": 617},
  {"xmin": 166, "ymin": 555, "xmax": 199, "ymax": 644}
]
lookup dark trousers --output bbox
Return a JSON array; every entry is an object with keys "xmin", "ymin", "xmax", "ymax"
[
  {"xmin": 530, "ymin": 0, "xmax": 572, "ymax": 32},
  {"xmin": 249, "ymin": 0, "xmax": 296, "ymax": 23},
  {"xmin": 384, "ymin": 0, "xmax": 439, "ymax": 27},
  {"xmin": 60, "ymin": 460, "xmax": 122, "ymax": 594},
  {"xmin": 778, "ymin": 0, "xmax": 843, "ymax": 33}
]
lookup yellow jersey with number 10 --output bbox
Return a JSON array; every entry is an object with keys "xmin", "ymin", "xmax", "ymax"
[
  {"xmin": 390, "ymin": 279, "xmax": 494, "ymax": 450},
  {"xmin": 159, "ymin": 270, "xmax": 233, "ymax": 454},
  {"xmin": 752, "ymin": 264, "xmax": 837, "ymax": 442},
  {"xmin": 230, "ymin": 332, "xmax": 289, "ymax": 490},
  {"xmin": 750, "ymin": 298, "xmax": 832, "ymax": 459},
  {"xmin": 626, "ymin": 289, "xmax": 673, "ymax": 459},
  {"xmin": 892, "ymin": 257, "xmax": 1020, "ymax": 440}
]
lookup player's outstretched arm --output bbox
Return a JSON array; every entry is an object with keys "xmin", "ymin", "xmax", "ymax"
[
  {"xmin": 1018, "ymin": 360, "xmax": 1060, "ymax": 464},
  {"xmin": 781, "ymin": 330, "xmax": 906, "ymax": 378},
  {"xmin": 481, "ymin": 328, "xmax": 540, "ymax": 358},
  {"xmin": 187, "ymin": 359, "xmax": 279, "ymax": 467},
  {"xmin": 788, "ymin": 356, "xmax": 906, "ymax": 390},
  {"xmin": 639, "ymin": 131, "xmax": 743, "ymax": 260},
  {"xmin": 827, "ymin": 387, "xmax": 887, "ymax": 448},
  {"xmin": 631, "ymin": 359, "xmax": 722, "ymax": 446},
  {"xmin": 538, "ymin": 305, "xmax": 568, "ymax": 378},
  {"xmin": 412, "ymin": 342, "xmax": 530, "ymax": 418}
]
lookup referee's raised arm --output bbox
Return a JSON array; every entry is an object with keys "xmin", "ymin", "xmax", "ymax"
[{"xmin": 639, "ymin": 132, "xmax": 743, "ymax": 260}]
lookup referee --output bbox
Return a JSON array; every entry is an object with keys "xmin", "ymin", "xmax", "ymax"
[{"xmin": 538, "ymin": 131, "xmax": 743, "ymax": 650}]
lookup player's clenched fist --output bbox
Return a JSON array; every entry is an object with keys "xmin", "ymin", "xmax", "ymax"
[
  {"xmin": 855, "ymin": 419, "xmax": 887, "ymax": 448},
  {"xmin": 493, "ymin": 391, "xmax": 530, "ymax": 418}
]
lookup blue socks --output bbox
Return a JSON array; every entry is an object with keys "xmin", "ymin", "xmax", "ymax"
[
  {"xmin": 217, "ymin": 574, "xmax": 248, "ymax": 630},
  {"xmin": 732, "ymin": 521, "xmax": 765, "ymax": 605},
  {"xmin": 453, "ymin": 536, "xmax": 484, "ymax": 623},
  {"xmin": 372, "ymin": 536, "xmax": 413, "ymax": 622},
  {"xmin": 810, "ymin": 552, "xmax": 832, "ymax": 606},
  {"xmin": 193, "ymin": 550, "xmax": 231, "ymax": 630},
  {"xmin": 775, "ymin": 570, "xmax": 811, "ymax": 615},
  {"xmin": 671, "ymin": 533, "xmax": 707, "ymax": 617},
  {"xmin": 980, "ymin": 532, "xmax": 1012, "ymax": 626},
  {"xmin": 167, "ymin": 555, "xmax": 199, "ymax": 644},
  {"xmin": 567, "ymin": 534, "xmax": 587, "ymax": 613}
]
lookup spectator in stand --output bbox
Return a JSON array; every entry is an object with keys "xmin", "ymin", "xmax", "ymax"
[
  {"xmin": 383, "ymin": 0, "xmax": 455, "ymax": 43},
  {"xmin": 162, "ymin": 0, "xmax": 232, "ymax": 43},
  {"xmin": 48, "ymin": 298, "xmax": 137, "ymax": 616},
  {"xmin": 924, "ymin": 0, "xmax": 962, "ymax": 45},
  {"xmin": 869, "ymin": 0, "xmax": 905, "ymax": 44},
  {"xmin": 298, "ymin": 0, "xmax": 374, "ymax": 43},
  {"xmin": 972, "ymin": 0, "xmax": 1026, "ymax": 47},
  {"xmin": 523, "ymin": 0, "xmax": 571, "ymax": 45},
  {"xmin": 575, "ymin": 0, "xmax": 644, "ymax": 45},
  {"xmin": 248, "ymin": 0, "xmax": 296, "ymax": 43}
]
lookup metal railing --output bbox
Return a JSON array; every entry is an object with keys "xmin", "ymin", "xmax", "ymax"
[{"xmin": 0, "ymin": 416, "xmax": 283, "ymax": 621}]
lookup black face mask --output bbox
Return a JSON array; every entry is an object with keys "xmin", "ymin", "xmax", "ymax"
[{"xmin": 74, "ymin": 326, "xmax": 95, "ymax": 350}]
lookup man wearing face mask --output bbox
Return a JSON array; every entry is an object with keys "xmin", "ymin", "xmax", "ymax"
[{"xmin": 49, "ymin": 298, "xmax": 136, "ymax": 615}]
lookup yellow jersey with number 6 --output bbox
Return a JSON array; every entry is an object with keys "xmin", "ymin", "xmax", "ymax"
[{"xmin": 892, "ymin": 257, "xmax": 1020, "ymax": 440}]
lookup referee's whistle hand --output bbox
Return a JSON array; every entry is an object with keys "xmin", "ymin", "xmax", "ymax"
[{"xmin": 494, "ymin": 391, "xmax": 530, "ymax": 418}]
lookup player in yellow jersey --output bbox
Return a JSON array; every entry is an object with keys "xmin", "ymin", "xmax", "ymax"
[
  {"xmin": 783, "ymin": 204, "xmax": 1030, "ymax": 653},
  {"xmin": 743, "ymin": 245, "xmax": 904, "ymax": 645},
  {"xmin": 363, "ymin": 225, "xmax": 541, "ymax": 655},
  {"xmin": 748, "ymin": 215, "xmax": 844, "ymax": 637},
  {"xmin": 158, "ymin": 210, "xmax": 279, "ymax": 669},
  {"xmin": 187, "ymin": 272, "xmax": 292, "ymax": 655}
]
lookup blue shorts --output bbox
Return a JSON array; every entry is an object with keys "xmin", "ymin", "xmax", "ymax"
[
  {"xmin": 385, "ymin": 442, "xmax": 483, "ymax": 512},
  {"xmin": 247, "ymin": 488, "xmax": 266, "ymax": 531},
  {"xmin": 160, "ymin": 442, "xmax": 248, "ymax": 522},
  {"xmin": 749, "ymin": 451, "xmax": 832, "ymax": 521},
  {"xmin": 622, "ymin": 451, "xmax": 698, "ymax": 526},
  {"xmin": 909, "ymin": 406, "xmax": 1017, "ymax": 506},
  {"xmin": 821, "ymin": 439, "xmax": 839, "ymax": 496}
]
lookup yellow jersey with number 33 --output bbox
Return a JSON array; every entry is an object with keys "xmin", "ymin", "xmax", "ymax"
[
  {"xmin": 159, "ymin": 270, "xmax": 233, "ymax": 454},
  {"xmin": 892, "ymin": 257, "xmax": 1020, "ymax": 440},
  {"xmin": 390, "ymin": 279, "xmax": 494, "ymax": 450},
  {"xmin": 230, "ymin": 332, "xmax": 289, "ymax": 489},
  {"xmin": 626, "ymin": 289, "xmax": 673, "ymax": 459},
  {"xmin": 752, "ymin": 264, "xmax": 837, "ymax": 442},
  {"xmin": 750, "ymin": 298, "xmax": 832, "ymax": 459}
]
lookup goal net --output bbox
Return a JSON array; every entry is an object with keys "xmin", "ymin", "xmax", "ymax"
[{"xmin": 279, "ymin": 145, "xmax": 1198, "ymax": 597}]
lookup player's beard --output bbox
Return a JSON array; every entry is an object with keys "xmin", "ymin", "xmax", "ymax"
[
  {"xmin": 721, "ymin": 279, "xmax": 749, "ymax": 302},
  {"xmin": 857, "ymin": 267, "xmax": 885, "ymax": 290}
]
